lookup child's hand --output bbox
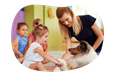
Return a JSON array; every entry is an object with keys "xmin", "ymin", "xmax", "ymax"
[
  {"xmin": 19, "ymin": 53, "xmax": 23, "ymax": 58},
  {"xmin": 55, "ymin": 62, "xmax": 63, "ymax": 66},
  {"xmin": 18, "ymin": 56, "xmax": 25, "ymax": 63}
]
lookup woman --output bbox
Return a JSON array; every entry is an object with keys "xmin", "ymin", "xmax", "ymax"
[{"xmin": 56, "ymin": 7, "xmax": 104, "ymax": 61}]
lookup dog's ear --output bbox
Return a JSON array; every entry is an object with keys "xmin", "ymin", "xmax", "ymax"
[{"xmin": 80, "ymin": 41, "xmax": 87, "ymax": 51}]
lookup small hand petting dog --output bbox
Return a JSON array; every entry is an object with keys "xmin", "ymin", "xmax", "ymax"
[{"xmin": 55, "ymin": 60, "xmax": 63, "ymax": 67}]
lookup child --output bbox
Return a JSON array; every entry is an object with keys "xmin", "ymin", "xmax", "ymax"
[
  {"xmin": 12, "ymin": 22, "xmax": 28, "ymax": 63},
  {"xmin": 22, "ymin": 25, "xmax": 62, "ymax": 72},
  {"xmin": 28, "ymin": 18, "xmax": 49, "ymax": 64}
]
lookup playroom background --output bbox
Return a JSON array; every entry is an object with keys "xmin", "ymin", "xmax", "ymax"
[{"xmin": 0, "ymin": 4, "xmax": 115, "ymax": 55}]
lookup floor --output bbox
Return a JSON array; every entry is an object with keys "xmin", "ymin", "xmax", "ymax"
[{"xmin": 48, "ymin": 42, "xmax": 79, "ymax": 51}]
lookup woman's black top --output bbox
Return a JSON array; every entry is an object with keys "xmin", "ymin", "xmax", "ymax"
[{"xmin": 68, "ymin": 15, "xmax": 103, "ymax": 52}]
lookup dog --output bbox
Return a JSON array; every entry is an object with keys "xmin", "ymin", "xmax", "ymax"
[{"xmin": 57, "ymin": 41, "xmax": 98, "ymax": 71}]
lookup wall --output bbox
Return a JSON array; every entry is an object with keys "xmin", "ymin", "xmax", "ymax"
[
  {"xmin": 44, "ymin": 6, "xmax": 62, "ymax": 47},
  {"xmin": 25, "ymin": 5, "xmax": 62, "ymax": 47},
  {"xmin": 11, "ymin": 9, "xmax": 25, "ymax": 42},
  {"xmin": 25, "ymin": 5, "xmax": 34, "ymax": 36},
  {"xmin": 25, "ymin": 5, "xmax": 43, "ymax": 36},
  {"xmin": 0, "ymin": 4, "xmax": 62, "ymax": 47},
  {"xmin": 34, "ymin": 5, "xmax": 43, "ymax": 21}
]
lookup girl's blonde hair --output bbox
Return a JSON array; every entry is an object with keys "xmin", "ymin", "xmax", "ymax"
[
  {"xmin": 33, "ymin": 18, "xmax": 42, "ymax": 26},
  {"xmin": 56, "ymin": 7, "xmax": 82, "ymax": 38},
  {"xmin": 32, "ymin": 24, "xmax": 49, "ymax": 40}
]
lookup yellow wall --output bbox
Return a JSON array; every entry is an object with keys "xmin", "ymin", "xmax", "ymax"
[
  {"xmin": 25, "ymin": 5, "xmax": 43, "ymax": 36},
  {"xmin": 34, "ymin": 5, "xmax": 43, "ymax": 21},
  {"xmin": 25, "ymin": 5, "xmax": 34, "ymax": 36},
  {"xmin": 44, "ymin": 6, "xmax": 62, "ymax": 47}
]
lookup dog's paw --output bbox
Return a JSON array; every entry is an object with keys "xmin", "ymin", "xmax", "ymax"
[
  {"xmin": 57, "ymin": 59, "xmax": 67, "ymax": 65},
  {"xmin": 57, "ymin": 59, "xmax": 69, "ymax": 71}
]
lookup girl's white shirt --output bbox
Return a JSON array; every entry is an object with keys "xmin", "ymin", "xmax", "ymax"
[{"xmin": 24, "ymin": 42, "xmax": 43, "ymax": 62}]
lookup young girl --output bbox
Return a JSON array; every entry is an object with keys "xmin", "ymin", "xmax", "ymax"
[
  {"xmin": 22, "ymin": 25, "xmax": 62, "ymax": 72},
  {"xmin": 28, "ymin": 19, "xmax": 49, "ymax": 64},
  {"xmin": 12, "ymin": 22, "xmax": 28, "ymax": 63},
  {"xmin": 28, "ymin": 19, "xmax": 48, "ymax": 51}
]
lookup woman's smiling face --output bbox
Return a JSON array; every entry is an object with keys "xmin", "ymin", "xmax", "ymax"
[{"xmin": 59, "ymin": 13, "xmax": 73, "ymax": 27}]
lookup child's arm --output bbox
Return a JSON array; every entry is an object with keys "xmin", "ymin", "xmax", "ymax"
[
  {"xmin": 24, "ymin": 44, "xmax": 28, "ymax": 55},
  {"xmin": 28, "ymin": 37, "xmax": 32, "ymax": 48},
  {"xmin": 28, "ymin": 33, "xmax": 33, "ymax": 48},
  {"xmin": 34, "ymin": 47, "xmax": 62, "ymax": 65},
  {"xmin": 12, "ymin": 38, "xmax": 23, "ymax": 57},
  {"xmin": 44, "ymin": 41, "xmax": 49, "ymax": 53}
]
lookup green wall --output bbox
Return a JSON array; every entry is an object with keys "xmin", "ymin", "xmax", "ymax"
[
  {"xmin": 25, "ymin": 5, "xmax": 34, "ymax": 36},
  {"xmin": 25, "ymin": 5, "xmax": 62, "ymax": 47},
  {"xmin": 34, "ymin": 5, "xmax": 43, "ymax": 21},
  {"xmin": 25, "ymin": 5, "xmax": 43, "ymax": 36},
  {"xmin": 44, "ymin": 6, "xmax": 62, "ymax": 47}
]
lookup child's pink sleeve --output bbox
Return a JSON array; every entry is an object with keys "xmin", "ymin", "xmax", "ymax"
[
  {"xmin": 28, "ymin": 33, "xmax": 32, "ymax": 38},
  {"xmin": 28, "ymin": 33, "xmax": 35, "ymax": 42},
  {"xmin": 41, "ymin": 44, "xmax": 45, "ymax": 51}
]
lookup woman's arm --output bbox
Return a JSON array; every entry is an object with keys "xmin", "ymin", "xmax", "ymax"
[
  {"xmin": 44, "ymin": 41, "xmax": 49, "ymax": 53},
  {"xmin": 61, "ymin": 38, "xmax": 72, "ymax": 61},
  {"xmin": 34, "ymin": 47, "xmax": 61, "ymax": 65},
  {"xmin": 91, "ymin": 22, "xmax": 104, "ymax": 50}
]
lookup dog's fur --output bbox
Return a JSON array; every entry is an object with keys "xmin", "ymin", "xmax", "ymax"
[{"xmin": 57, "ymin": 41, "xmax": 98, "ymax": 71}]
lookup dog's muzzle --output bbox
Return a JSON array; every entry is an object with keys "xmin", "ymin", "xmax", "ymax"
[{"xmin": 68, "ymin": 49, "xmax": 78, "ymax": 55}]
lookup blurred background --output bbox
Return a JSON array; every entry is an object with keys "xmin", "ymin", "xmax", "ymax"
[{"xmin": 0, "ymin": 4, "xmax": 115, "ymax": 54}]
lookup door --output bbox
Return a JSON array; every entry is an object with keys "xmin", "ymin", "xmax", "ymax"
[{"xmin": 11, "ymin": 9, "xmax": 25, "ymax": 42}]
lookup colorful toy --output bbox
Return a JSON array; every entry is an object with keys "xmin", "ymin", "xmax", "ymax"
[{"xmin": 48, "ymin": 8, "xmax": 54, "ymax": 18}]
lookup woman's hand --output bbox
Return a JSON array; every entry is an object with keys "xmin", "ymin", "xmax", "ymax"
[{"xmin": 61, "ymin": 38, "xmax": 72, "ymax": 61}]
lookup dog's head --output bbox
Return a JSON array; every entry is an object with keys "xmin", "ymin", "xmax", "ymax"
[{"xmin": 68, "ymin": 41, "xmax": 90, "ymax": 55}]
